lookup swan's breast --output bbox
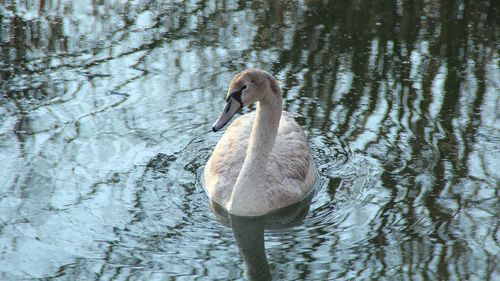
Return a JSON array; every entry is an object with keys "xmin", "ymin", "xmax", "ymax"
[{"xmin": 204, "ymin": 113, "xmax": 254, "ymax": 204}]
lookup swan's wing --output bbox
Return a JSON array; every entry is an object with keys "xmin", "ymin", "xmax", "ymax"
[
  {"xmin": 204, "ymin": 113, "xmax": 253, "ymax": 205},
  {"xmin": 266, "ymin": 112, "xmax": 317, "ymax": 202}
]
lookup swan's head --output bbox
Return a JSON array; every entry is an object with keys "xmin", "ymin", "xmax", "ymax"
[{"xmin": 212, "ymin": 68, "xmax": 281, "ymax": 132}]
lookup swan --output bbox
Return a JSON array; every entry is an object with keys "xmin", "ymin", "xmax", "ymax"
[{"xmin": 204, "ymin": 68, "xmax": 317, "ymax": 217}]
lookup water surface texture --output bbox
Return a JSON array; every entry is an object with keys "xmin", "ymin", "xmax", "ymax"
[{"xmin": 1, "ymin": 1, "xmax": 499, "ymax": 280}]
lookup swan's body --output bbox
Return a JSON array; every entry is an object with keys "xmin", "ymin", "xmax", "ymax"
[{"xmin": 204, "ymin": 69, "xmax": 317, "ymax": 216}]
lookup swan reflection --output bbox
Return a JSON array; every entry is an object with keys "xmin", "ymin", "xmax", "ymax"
[{"xmin": 210, "ymin": 193, "xmax": 313, "ymax": 280}]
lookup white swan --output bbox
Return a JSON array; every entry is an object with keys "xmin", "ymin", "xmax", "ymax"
[{"xmin": 204, "ymin": 68, "xmax": 317, "ymax": 217}]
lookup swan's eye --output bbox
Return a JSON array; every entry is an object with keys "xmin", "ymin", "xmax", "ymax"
[{"xmin": 226, "ymin": 85, "xmax": 247, "ymax": 103}]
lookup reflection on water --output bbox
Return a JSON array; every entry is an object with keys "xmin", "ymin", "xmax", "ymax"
[
  {"xmin": 231, "ymin": 215, "xmax": 271, "ymax": 281},
  {"xmin": 0, "ymin": 0, "xmax": 499, "ymax": 280}
]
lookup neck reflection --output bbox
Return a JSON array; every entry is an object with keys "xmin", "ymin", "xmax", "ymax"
[
  {"xmin": 211, "ymin": 195, "xmax": 313, "ymax": 281},
  {"xmin": 230, "ymin": 215, "xmax": 271, "ymax": 281}
]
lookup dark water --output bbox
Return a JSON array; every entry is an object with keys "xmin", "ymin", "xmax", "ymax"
[{"xmin": 1, "ymin": 1, "xmax": 499, "ymax": 280}]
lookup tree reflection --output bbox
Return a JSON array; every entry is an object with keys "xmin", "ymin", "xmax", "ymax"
[{"xmin": 252, "ymin": 0, "xmax": 498, "ymax": 279}]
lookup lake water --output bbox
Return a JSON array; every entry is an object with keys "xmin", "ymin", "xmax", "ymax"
[{"xmin": 0, "ymin": 1, "xmax": 499, "ymax": 280}]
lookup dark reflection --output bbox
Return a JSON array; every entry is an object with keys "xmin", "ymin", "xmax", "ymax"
[
  {"xmin": 210, "ymin": 187, "xmax": 315, "ymax": 280},
  {"xmin": 227, "ymin": 196, "xmax": 313, "ymax": 281},
  {"xmin": 230, "ymin": 215, "xmax": 271, "ymax": 281}
]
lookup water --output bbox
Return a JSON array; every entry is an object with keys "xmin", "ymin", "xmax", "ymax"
[{"xmin": 0, "ymin": 0, "xmax": 498, "ymax": 280}]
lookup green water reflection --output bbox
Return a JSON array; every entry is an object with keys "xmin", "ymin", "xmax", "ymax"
[{"xmin": 0, "ymin": 0, "xmax": 498, "ymax": 280}]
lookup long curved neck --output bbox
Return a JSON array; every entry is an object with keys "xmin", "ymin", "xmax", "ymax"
[{"xmin": 228, "ymin": 96, "xmax": 281, "ymax": 216}]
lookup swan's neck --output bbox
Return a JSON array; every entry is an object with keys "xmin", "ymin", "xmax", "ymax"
[{"xmin": 228, "ymin": 97, "xmax": 281, "ymax": 216}]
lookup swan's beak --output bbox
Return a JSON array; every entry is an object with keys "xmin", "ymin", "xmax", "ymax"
[{"xmin": 212, "ymin": 96, "xmax": 243, "ymax": 132}]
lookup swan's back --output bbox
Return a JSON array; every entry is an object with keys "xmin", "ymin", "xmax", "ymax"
[{"xmin": 204, "ymin": 111, "xmax": 317, "ymax": 210}]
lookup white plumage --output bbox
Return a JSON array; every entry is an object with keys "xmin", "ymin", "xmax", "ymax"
[{"xmin": 204, "ymin": 69, "xmax": 317, "ymax": 216}]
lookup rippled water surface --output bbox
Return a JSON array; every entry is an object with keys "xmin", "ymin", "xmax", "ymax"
[{"xmin": 1, "ymin": 1, "xmax": 499, "ymax": 280}]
